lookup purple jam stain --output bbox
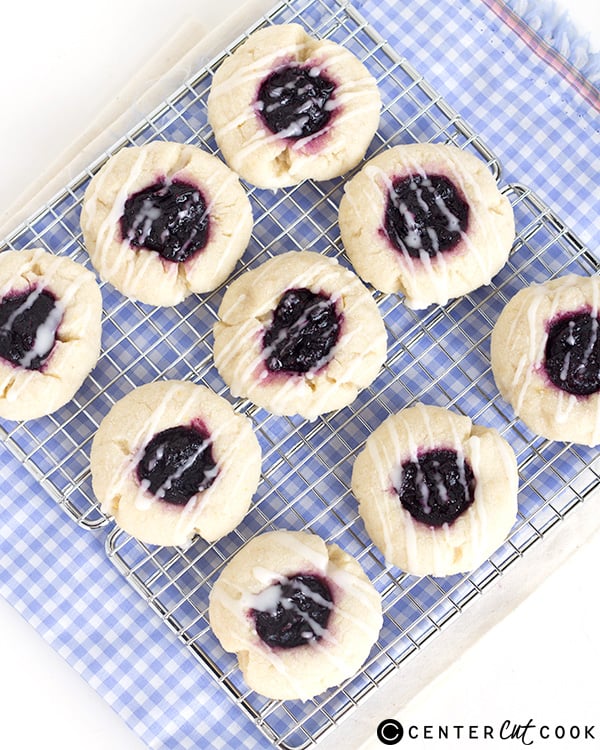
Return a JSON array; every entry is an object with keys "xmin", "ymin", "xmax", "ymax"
[
  {"xmin": 0, "ymin": 287, "xmax": 59, "ymax": 370},
  {"xmin": 252, "ymin": 574, "xmax": 333, "ymax": 649},
  {"xmin": 263, "ymin": 287, "xmax": 341, "ymax": 374},
  {"xmin": 136, "ymin": 423, "xmax": 217, "ymax": 506},
  {"xmin": 544, "ymin": 310, "xmax": 600, "ymax": 396},
  {"xmin": 384, "ymin": 174, "xmax": 469, "ymax": 259},
  {"xmin": 257, "ymin": 65, "xmax": 336, "ymax": 138},
  {"xmin": 120, "ymin": 179, "xmax": 209, "ymax": 263},
  {"xmin": 395, "ymin": 448, "xmax": 475, "ymax": 526}
]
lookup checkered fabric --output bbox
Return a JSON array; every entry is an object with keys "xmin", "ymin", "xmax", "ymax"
[{"xmin": 0, "ymin": 1, "xmax": 598, "ymax": 748}]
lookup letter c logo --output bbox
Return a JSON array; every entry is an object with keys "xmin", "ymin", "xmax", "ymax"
[{"xmin": 377, "ymin": 719, "xmax": 404, "ymax": 745}]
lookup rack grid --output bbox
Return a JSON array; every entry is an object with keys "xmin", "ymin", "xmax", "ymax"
[
  {"xmin": 105, "ymin": 183, "xmax": 599, "ymax": 748},
  {"xmin": 1, "ymin": 0, "xmax": 598, "ymax": 748},
  {"xmin": 0, "ymin": 0, "xmax": 501, "ymax": 530}
]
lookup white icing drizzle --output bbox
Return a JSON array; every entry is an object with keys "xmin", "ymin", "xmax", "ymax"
[
  {"xmin": 555, "ymin": 390, "xmax": 578, "ymax": 424},
  {"xmin": 19, "ymin": 296, "xmax": 64, "ymax": 370},
  {"xmin": 261, "ymin": 295, "xmax": 336, "ymax": 368},
  {"xmin": 244, "ymin": 575, "xmax": 334, "ymax": 644},
  {"xmin": 245, "ymin": 540, "xmax": 378, "ymax": 628},
  {"xmin": 372, "ymin": 153, "xmax": 491, "ymax": 278},
  {"xmin": 211, "ymin": 533, "xmax": 378, "ymax": 697},
  {"xmin": 86, "ymin": 147, "xmax": 148, "ymax": 271},
  {"xmin": 367, "ymin": 404, "xmax": 496, "ymax": 574},
  {"xmin": 1, "ymin": 285, "xmax": 42, "ymax": 330},
  {"xmin": 215, "ymin": 259, "xmax": 382, "ymax": 417},
  {"xmin": 245, "ymin": 574, "xmax": 285, "ymax": 614},
  {"xmin": 224, "ymin": 90, "xmax": 376, "ymax": 175},
  {"xmin": 123, "ymin": 200, "xmax": 162, "ymax": 247},
  {"xmin": 0, "ymin": 248, "xmax": 92, "ymax": 403},
  {"xmin": 421, "ymin": 406, "xmax": 477, "ymax": 573},
  {"xmin": 344, "ymin": 147, "xmax": 502, "ymax": 306},
  {"xmin": 211, "ymin": 584, "xmax": 308, "ymax": 697},
  {"xmin": 0, "ymin": 285, "xmax": 63, "ymax": 369},
  {"xmin": 137, "ymin": 434, "xmax": 216, "ymax": 502},
  {"xmin": 209, "ymin": 43, "xmax": 306, "ymax": 99},
  {"xmin": 212, "ymin": 39, "xmax": 377, "ymax": 174},
  {"xmin": 367, "ymin": 410, "xmax": 407, "ymax": 562},
  {"xmin": 84, "ymin": 147, "xmax": 243, "ymax": 299},
  {"xmin": 169, "ymin": 406, "xmax": 251, "ymax": 542},
  {"xmin": 103, "ymin": 384, "xmax": 245, "ymax": 538},
  {"xmin": 353, "ymin": 165, "xmax": 444, "ymax": 298},
  {"xmin": 106, "ymin": 386, "xmax": 189, "ymax": 513},
  {"xmin": 506, "ymin": 276, "xmax": 600, "ymax": 441}
]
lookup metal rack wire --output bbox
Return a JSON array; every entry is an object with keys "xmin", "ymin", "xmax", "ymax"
[
  {"xmin": 0, "ymin": 0, "xmax": 501, "ymax": 531},
  {"xmin": 105, "ymin": 183, "xmax": 599, "ymax": 749},
  {"xmin": 1, "ymin": 0, "xmax": 598, "ymax": 748}
]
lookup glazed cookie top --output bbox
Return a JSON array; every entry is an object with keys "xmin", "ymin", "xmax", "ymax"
[
  {"xmin": 80, "ymin": 141, "xmax": 253, "ymax": 306},
  {"xmin": 212, "ymin": 251, "xmax": 387, "ymax": 419},
  {"xmin": 491, "ymin": 274, "xmax": 600, "ymax": 446},
  {"xmin": 90, "ymin": 380, "xmax": 262, "ymax": 547},
  {"xmin": 351, "ymin": 403, "xmax": 519, "ymax": 576},
  {"xmin": 207, "ymin": 23, "xmax": 381, "ymax": 188},
  {"xmin": 338, "ymin": 143, "xmax": 515, "ymax": 308},
  {"xmin": 0, "ymin": 248, "xmax": 102, "ymax": 421},
  {"xmin": 208, "ymin": 530, "xmax": 382, "ymax": 701}
]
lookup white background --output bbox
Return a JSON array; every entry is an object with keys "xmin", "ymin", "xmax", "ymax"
[{"xmin": 0, "ymin": 1, "xmax": 598, "ymax": 749}]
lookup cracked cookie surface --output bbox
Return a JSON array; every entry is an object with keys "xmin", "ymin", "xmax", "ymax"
[
  {"xmin": 80, "ymin": 141, "xmax": 252, "ymax": 306},
  {"xmin": 90, "ymin": 380, "xmax": 262, "ymax": 547},
  {"xmin": 0, "ymin": 248, "xmax": 102, "ymax": 421},
  {"xmin": 207, "ymin": 23, "xmax": 381, "ymax": 188},
  {"xmin": 212, "ymin": 251, "xmax": 387, "ymax": 419},
  {"xmin": 208, "ymin": 530, "xmax": 382, "ymax": 700}
]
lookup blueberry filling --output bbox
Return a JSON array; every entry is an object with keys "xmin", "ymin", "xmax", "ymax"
[
  {"xmin": 0, "ymin": 287, "xmax": 61, "ymax": 370},
  {"xmin": 252, "ymin": 574, "xmax": 333, "ymax": 649},
  {"xmin": 136, "ymin": 424, "xmax": 217, "ymax": 505},
  {"xmin": 263, "ymin": 288, "xmax": 340, "ymax": 374},
  {"xmin": 384, "ymin": 174, "xmax": 469, "ymax": 259},
  {"xmin": 395, "ymin": 448, "xmax": 475, "ymax": 526},
  {"xmin": 257, "ymin": 65, "xmax": 335, "ymax": 138},
  {"xmin": 120, "ymin": 179, "xmax": 209, "ymax": 263},
  {"xmin": 544, "ymin": 310, "xmax": 600, "ymax": 396}
]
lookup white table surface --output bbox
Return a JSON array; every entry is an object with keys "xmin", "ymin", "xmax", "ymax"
[{"xmin": 0, "ymin": 2, "xmax": 598, "ymax": 749}]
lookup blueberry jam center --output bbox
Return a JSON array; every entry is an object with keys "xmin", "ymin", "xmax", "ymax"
[
  {"xmin": 544, "ymin": 311, "xmax": 600, "ymax": 396},
  {"xmin": 136, "ymin": 424, "xmax": 217, "ymax": 506},
  {"xmin": 384, "ymin": 174, "xmax": 469, "ymax": 259},
  {"xmin": 0, "ymin": 287, "xmax": 60, "ymax": 370},
  {"xmin": 395, "ymin": 448, "xmax": 475, "ymax": 526},
  {"xmin": 257, "ymin": 65, "xmax": 335, "ymax": 138},
  {"xmin": 120, "ymin": 179, "xmax": 209, "ymax": 263},
  {"xmin": 252, "ymin": 574, "xmax": 333, "ymax": 649},
  {"xmin": 263, "ymin": 288, "xmax": 340, "ymax": 374}
]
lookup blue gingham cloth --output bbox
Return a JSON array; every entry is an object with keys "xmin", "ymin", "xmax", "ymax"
[{"xmin": 0, "ymin": 1, "xmax": 598, "ymax": 749}]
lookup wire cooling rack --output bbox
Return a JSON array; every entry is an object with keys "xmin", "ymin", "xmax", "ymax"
[
  {"xmin": 1, "ymin": 0, "xmax": 598, "ymax": 748},
  {"xmin": 105, "ymin": 184, "xmax": 599, "ymax": 750},
  {"xmin": 0, "ymin": 0, "xmax": 500, "ymax": 531}
]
